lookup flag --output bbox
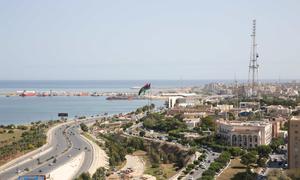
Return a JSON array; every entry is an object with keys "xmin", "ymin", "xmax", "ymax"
[{"xmin": 138, "ymin": 83, "xmax": 151, "ymax": 95}]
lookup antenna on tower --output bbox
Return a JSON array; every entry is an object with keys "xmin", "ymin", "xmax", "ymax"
[{"xmin": 248, "ymin": 19, "xmax": 259, "ymax": 97}]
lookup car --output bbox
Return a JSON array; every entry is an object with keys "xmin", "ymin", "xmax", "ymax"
[
  {"xmin": 39, "ymin": 169, "xmax": 42, "ymax": 173},
  {"xmin": 49, "ymin": 163, "xmax": 53, "ymax": 166},
  {"xmin": 16, "ymin": 169, "xmax": 21, "ymax": 174},
  {"xmin": 207, "ymin": 160, "xmax": 211, "ymax": 163},
  {"xmin": 68, "ymin": 154, "xmax": 72, "ymax": 158}
]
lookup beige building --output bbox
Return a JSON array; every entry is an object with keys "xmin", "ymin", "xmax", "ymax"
[
  {"xmin": 216, "ymin": 104, "xmax": 234, "ymax": 112},
  {"xmin": 183, "ymin": 118, "xmax": 201, "ymax": 130},
  {"xmin": 217, "ymin": 120, "xmax": 272, "ymax": 148},
  {"xmin": 267, "ymin": 105, "xmax": 291, "ymax": 117},
  {"xmin": 288, "ymin": 116, "xmax": 300, "ymax": 169},
  {"xmin": 269, "ymin": 117, "xmax": 287, "ymax": 138}
]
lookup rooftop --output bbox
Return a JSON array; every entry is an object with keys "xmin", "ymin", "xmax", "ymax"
[{"xmin": 218, "ymin": 120, "xmax": 271, "ymax": 127}]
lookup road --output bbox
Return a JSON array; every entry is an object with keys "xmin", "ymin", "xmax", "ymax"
[
  {"xmin": 185, "ymin": 150, "xmax": 220, "ymax": 180},
  {"xmin": 125, "ymin": 122, "xmax": 189, "ymax": 151},
  {"xmin": 0, "ymin": 120, "xmax": 95, "ymax": 180},
  {"xmin": 257, "ymin": 153, "xmax": 287, "ymax": 180}
]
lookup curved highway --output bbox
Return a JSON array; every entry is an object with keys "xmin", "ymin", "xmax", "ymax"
[{"xmin": 0, "ymin": 121, "xmax": 94, "ymax": 180}]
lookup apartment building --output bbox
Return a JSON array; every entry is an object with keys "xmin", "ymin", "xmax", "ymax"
[{"xmin": 288, "ymin": 116, "xmax": 300, "ymax": 169}]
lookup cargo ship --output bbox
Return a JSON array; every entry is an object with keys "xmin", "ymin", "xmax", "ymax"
[
  {"xmin": 19, "ymin": 90, "xmax": 36, "ymax": 97},
  {"xmin": 106, "ymin": 95, "xmax": 134, "ymax": 100}
]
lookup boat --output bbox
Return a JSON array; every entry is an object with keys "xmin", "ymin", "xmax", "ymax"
[
  {"xmin": 131, "ymin": 86, "xmax": 141, "ymax": 89},
  {"xmin": 106, "ymin": 96, "xmax": 133, "ymax": 100},
  {"xmin": 20, "ymin": 90, "xmax": 36, "ymax": 97}
]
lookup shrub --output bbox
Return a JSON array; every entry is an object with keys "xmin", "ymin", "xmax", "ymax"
[{"xmin": 8, "ymin": 130, "xmax": 14, "ymax": 134}]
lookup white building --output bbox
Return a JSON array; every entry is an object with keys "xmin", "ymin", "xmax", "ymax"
[
  {"xmin": 216, "ymin": 104, "xmax": 234, "ymax": 112},
  {"xmin": 217, "ymin": 120, "xmax": 272, "ymax": 148},
  {"xmin": 183, "ymin": 118, "xmax": 201, "ymax": 130},
  {"xmin": 168, "ymin": 96, "xmax": 201, "ymax": 108},
  {"xmin": 168, "ymin": 96, "xmax": 183, "ymax": 108}
]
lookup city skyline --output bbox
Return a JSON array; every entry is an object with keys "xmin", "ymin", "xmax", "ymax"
[{"xmin": 0, "ymin": 1, "xmax": 299, "ymax": 80}]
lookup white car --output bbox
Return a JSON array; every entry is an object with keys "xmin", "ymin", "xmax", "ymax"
[{"xmin": 16, "ymin": 169, "xmax": 22, "ymax": 174}]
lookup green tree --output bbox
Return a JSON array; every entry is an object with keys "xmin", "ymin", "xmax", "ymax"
[
  {"xmin": 209, "ymin": 162, "xmax": 223, "ymax": 173},
  {"xmin": 229, "ymin": 147, "xmax": 245, "ymax": 157},
  {"xmin": 8, "ymin": 129, "xmax": 14, "ymax": 134},
  {"xmin": 200, "ymin": 176, "xmax": 214, "ymax": 180},
  {"xmin": 257, "ymin": 157, "xmax": 267, "ymax": 167},
  {"xmin": 232, "ymin": 167, "xmax": 257, "ymax": 180},
  {"xmin": 139, "ymin": 130, "xmax": 145, "ymax": 137},
  {"xmin": 257, "ymin": 145, "xmax": 272, "ymax": 158},
  {"xmin": 200, "ymin": 116, "xmax": 215, "ymax": 131},
  {"xmin": 270, "ymin": 138, "xmax": 285, "ymax": 152},
  {"xmin": 76, "ymin": 172, "xmax": 91, "ymax": 180},
  {"xmin": 92, "ymin": 167, "xmax": 106, "ymax": 180},
  {"xmin": 80, "ymin": 123, "xmax": 89, "ymax": 132},
  {"xmin": 241, "ymin": 152, "xmax": 258, "ymax": 167},
  {"xmin": 150, "ymin": 103, "xmax": 155, "ymax": 110}
]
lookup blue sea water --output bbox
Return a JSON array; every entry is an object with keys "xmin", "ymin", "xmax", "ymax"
[
  {"xmin": 0, "ymin": 79, "xmax": 292, "ymax": 125},
  {"xmin": 0, "ymin": 80, "xmax": 213, "ymax": 125},
  {"xmin": 0, "ymin": 96, "xmax": 164, "ymax": 125}
]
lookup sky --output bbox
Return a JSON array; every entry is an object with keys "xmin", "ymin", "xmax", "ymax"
[{"xmin": 0, "ymin": 0, "xmax": 299, "ymax": 80}]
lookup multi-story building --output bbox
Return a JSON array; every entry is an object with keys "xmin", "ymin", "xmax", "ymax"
[
  {"xmin": 288, "ymin": 116, "xmax": 300, "ymax": 169},
  {"xmin": 269, "ymin": 117, "xmax": 287, "ymax": 138},
  {"xmin": 239, "ymin": 102, "xmax": 260, "ymax": 110},
  {"xmin": 183, "ymin": 118, "xmax": 201, "ymax": 130},
  {"xmin": 266, "ymin": 105, "xmax": 291, "ymax": 117},
  {"xmin": 216, "ymin": 120, "xmax": 272, "ymax": 148}
]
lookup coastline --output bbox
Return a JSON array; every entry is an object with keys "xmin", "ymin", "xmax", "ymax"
[{"xmin": 0, "ymin": 96, "xmax": 165, "ymax": 125}]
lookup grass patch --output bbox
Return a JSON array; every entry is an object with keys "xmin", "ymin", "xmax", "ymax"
[
  {"xmin": 0, "ymin": 128, "xmax": 28, "ymax": 147},
  {"xmin": 143, "ymin": 154, "xmax": 177, "ymax": 180},
  {"xmin": 217, "ymin": 158, "xmax": 261, "ymax": 180},
  {"xmin": 217, "ymin": 158, "xmax": 246, "ymax": 180}
]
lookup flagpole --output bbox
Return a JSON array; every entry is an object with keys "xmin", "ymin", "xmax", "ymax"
[{"xmin": 147, "ymin": 90, "xmax": 150, "ymax": 113}]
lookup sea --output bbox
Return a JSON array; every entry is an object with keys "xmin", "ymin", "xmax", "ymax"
[
  {"xmin": 0, "ymin": 80, "xmax": 220, "ymax": 125},
  {"xmin": 0, "ymin": 79, "xmax": 295, "ymax": 125}
]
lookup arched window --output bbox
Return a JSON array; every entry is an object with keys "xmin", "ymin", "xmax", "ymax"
[{"xmin": 254, "ymin": 135, "xmax": 258, "ymax": 143}]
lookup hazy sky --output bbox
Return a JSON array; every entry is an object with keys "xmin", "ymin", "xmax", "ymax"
[{"xmin": 0, "ymin": 1, "xmax": 299, "ymax": 80}]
